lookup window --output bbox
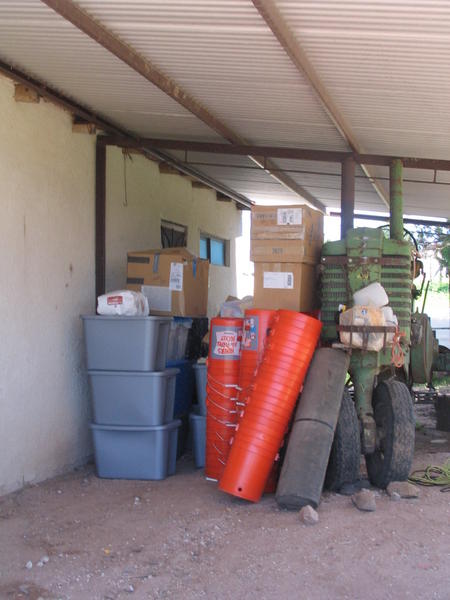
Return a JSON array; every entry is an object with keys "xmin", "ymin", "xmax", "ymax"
[
  {"xmin": 161, "ymin": 220, "xmax": 187, "ymax": 248},
  {"xmin": 200, "ymin": 234, "xmax": 229, "ymax": 266}
]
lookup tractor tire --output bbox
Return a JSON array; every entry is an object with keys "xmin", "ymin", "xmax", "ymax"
[
  {"xmin": 365, "ymin": 378, "xmax": 415, "ymax": 489},
  {"xmin": 325, "ymin": 389, "xmax": 361, "ymax": 491}
]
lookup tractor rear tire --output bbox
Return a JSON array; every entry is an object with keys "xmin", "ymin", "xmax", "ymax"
[
  {"xmin": 325, "ymin": 389, "xmax": 361, "ymax": 491},
  {"xmin": 365, "ymin": 378, "xmax": 415, "ymax": 489}
]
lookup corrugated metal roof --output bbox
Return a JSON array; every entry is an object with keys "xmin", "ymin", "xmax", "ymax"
[
  {"xmin": 277, "ymin": 0, "xmax": 450, "ymax": 159},
  {"xmin": 0, "ymin": 0, "xmax": 448, "ymax": 217}
]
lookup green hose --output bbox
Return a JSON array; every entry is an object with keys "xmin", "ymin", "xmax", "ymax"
[{"xmin": 409, "ymin": 459, "xmax": 450, "ymax": 492}]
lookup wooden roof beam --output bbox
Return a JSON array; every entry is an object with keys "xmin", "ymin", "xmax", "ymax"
[{"xmin": 42, "ymin": 0, "xmax": 325, "ymax": 213}]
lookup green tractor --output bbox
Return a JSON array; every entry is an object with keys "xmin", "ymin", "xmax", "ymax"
[{"xmin": 320, "ymin": 160, "xmax": 448, "ymax": 490}]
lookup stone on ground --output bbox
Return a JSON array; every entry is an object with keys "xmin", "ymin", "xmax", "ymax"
[
  {"xmin": 299, "ymin": 505, "xmax": 319, "ymax": 525},
  {"xmin": 352, "ymin": 489, "xmax": 376, "ymax": 512},
  {"xmin": 386, "ymin": 481, "xmax": 420, "ymax": 499}
]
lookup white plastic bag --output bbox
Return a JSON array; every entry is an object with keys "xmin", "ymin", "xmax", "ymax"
[
  {"xmin": 381, "ymin": 306, "xmax": 398, "ymax": 344},
  {"xmin": 220, "ymin": 296, "xmax": 253, "ymax": 318},
  {"xmin": 97, "ymin": 290, "xmax": 149, "ymax": 316},
  {"xmin": 353, "ymin": 282, "xmax": 389, "ymax": 308},
  {"xmin": 339, "ymin": 305, "xmax": 386, "ymax": 351}
]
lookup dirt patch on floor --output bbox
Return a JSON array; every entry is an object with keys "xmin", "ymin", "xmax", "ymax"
[{"xmin": 0, "ymin": 405, "xmax": 449, "ymax": 600}]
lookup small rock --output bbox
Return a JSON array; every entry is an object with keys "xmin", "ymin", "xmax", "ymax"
[
  {"xmin": 352, "ymin": 488, "xmax": 376, "ymax": 512},
  {"xmin": 57, "ymin": 489, "xmax": 62, "ymax": 494},
  {"xmin": 390, "ymin": 491, "xmax": 401, "ymax": 502},
  {"xmin": 387, "ymin": 481, "xmax": 420, "ymax": 499},
  {"xmin": 25, "ymin": 561, "xmax": 33, "ymax": 570},
  {"xmin": 126, "ymin": 584, "xmax": 135, "ymax": 593},
  {"xmin": 37, "ymin": 561, "xmax": 44, "ymax": 567},
  {"xmin": 134, "ymin": 497, "xmax": 141, "ymax": 505},
  {"xmin": 299, "ymin": 505, "xmax": 319, "ymax": 525},
  {"xmin": 41, "ymin": 555, "xmax": 50, "ymax": 563}
]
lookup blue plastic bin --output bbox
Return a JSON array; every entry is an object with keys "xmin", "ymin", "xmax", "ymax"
[{"xmin": 166, "ymin": 359, "xmax": 196, "ymax": 417}]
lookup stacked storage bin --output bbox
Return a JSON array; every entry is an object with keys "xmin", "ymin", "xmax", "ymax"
[
  {"xmin": 82, "ymin": 315, "xmax": 181, "ymax": 480},
  {"xmin": 190, "ymin": 362, "xmax": 207, "ymax": 468}
]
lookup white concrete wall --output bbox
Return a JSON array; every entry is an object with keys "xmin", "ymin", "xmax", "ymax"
[
  {"xmin": 0, "ymin": 75, "xmax": 242, "ymax": 496},
  {"xmin": 0, "ymin": 75, "xmax": 96, "ymax": 495},
  {"xmin": 105, "ymin": 147, "xmax": 242, "ymax": 316}
]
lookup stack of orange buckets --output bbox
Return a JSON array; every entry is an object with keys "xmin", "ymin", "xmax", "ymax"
[
  {"xmin": 238, "ymin": 309, "xmax": 279, "ymax": 492},
  {"xmin": 219, "ymin": 310, "xmax": 322, "ymax": 502},
  {"xmin": 205, "ymin": 317, "xmax": 243, "ymax": 481},
  {"xmin": 238, "ymin": 309, "xmax": 276, "ymax": 413}
]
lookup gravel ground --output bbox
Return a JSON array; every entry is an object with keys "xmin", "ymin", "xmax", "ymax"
[{"xmin": 0, "ymin": 405, "xmax": 449, "ymax": 600}]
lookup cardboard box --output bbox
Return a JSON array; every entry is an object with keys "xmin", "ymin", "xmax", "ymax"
[
  {"xmin": 127, "ymin": 248, "xmax": 209, "ymax": 317},
  {"xmin": 250, "ymin": 238, "xmax": 321, "ymax": 265},
  {"xmin": 253, "ymin": 262, "xmax": 317, "ymax": 312},
  {"xmin": 251, "ymin": 204, "xmax": 323, "ymax": 243}
]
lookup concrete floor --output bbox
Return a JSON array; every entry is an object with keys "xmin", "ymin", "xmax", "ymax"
[{"xmin": 0, "ymin": 406, "xmax": 449, "ymax": 600}]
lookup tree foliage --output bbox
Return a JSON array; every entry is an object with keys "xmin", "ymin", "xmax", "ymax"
[{"xmin": 410, "ymin": 224, "xmax": 450, "ymax": 275}]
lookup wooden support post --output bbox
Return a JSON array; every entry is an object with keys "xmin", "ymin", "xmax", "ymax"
[
  {"xmin": 95, "ymin": 141, "xmax": 106, "ymax": 301},
  {"xmin": 341, "ymin": 157, "xmax": 355, "ymax": 238}
]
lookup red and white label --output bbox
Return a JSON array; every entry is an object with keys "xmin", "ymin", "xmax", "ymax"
[
  {"xmin": 214, "ymin": 330, "xmax": 240, "ymax": 356},
  {"xmin": 107, "ymin": 295, "xmax": 124, "ymax": 306}
]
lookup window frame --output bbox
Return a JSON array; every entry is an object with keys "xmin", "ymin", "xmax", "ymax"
[
  {"xmin": 199, "ymin": 233, "xmax": 230, "ymax": 267},
  {"xmin": 160, "ymin": 219, "xmax": 188, "ymax": 248}
]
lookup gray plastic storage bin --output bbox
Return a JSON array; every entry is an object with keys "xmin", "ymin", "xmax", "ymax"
[
  {"xmin": 189, "ymin": 412, "xmax": 206, "ymax": 468},
  {"xmin": 81, "ymin": 315, "xmax": 171, "ymax": 372},
  {"xmin": 193, "ymin": 363, "xmax": 207, "ymax": 416},
  {"xmin": 88, "ymin": 368, "xmax": 179, "ymax": 426},
  {"xmin": 90, "ymin": 420, "xmax": 181, "ymax": 480}
]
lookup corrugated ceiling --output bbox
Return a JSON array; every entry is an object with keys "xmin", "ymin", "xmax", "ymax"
[{"xmin": 0, "ymin": 0, "xmax": 449, "ymax": 218}]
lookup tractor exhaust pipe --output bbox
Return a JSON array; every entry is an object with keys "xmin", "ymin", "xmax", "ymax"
[{"xmin": 390, "ymin": 159, "xmax": 403, "ymax": 240}]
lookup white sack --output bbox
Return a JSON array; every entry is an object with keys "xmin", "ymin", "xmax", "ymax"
[
  {"xmin": 339, "ymin": 305, "xmax": 386, "ymax": 351},
  {"xmin": 97, "ymin": 290, "xmax": 149, "ymax": 316}
]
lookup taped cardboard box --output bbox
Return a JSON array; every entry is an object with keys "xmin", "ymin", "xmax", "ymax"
[
  {"xmin": 251, "ymin": 204, "xmax": 323, "ymax": 242},
  {"xmin": 127, "ymin": 248, "xmax": 209, "ymax": 317},
  {"xmin": 253, "ymin": 262, "xmax": 317, "ymax": 312},
  {"xmin": 250, "ymin": 238, "xmax": 321, "ymax": 265}
]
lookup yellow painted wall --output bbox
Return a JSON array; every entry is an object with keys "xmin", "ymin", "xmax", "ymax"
[{"xmin": 105, "ymin": 147, "xmax": 242, "ymax": 316}]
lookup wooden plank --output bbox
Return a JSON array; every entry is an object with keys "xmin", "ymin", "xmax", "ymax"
[{"xmin": 14, "ymin": 84, "xmax": 40, "ymax": 103}]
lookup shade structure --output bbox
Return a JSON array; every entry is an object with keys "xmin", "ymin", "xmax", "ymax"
[
  {"xmin": 205, "ymin": 317, "xmax": 243, "ymax": 481},
  {"xmin": 219, "ymin": 310, "xmax": 322, "ymax": 502}
]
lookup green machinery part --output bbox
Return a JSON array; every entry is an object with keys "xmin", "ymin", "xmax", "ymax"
[{"xmin": 320, "ymin": 226, "xmax": 413, "ymax": 452}]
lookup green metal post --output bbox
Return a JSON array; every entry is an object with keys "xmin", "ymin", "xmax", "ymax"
[
  {"xmin": 341, "ymin": 157, "xmax": 355, "ymax": 238},
  {"xmin": 390, "ymin": 159, "xmax": 404, "ymax": 241}
]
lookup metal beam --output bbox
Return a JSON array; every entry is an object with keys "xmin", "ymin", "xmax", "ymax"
[
  {"xmin": 100, "ymin": 136, "xmax": 450, "ymax": 171},
  {"xmin": 341, "ymin": 157, "xmax": 355, "ymax": 237},
  {"xmin": 251, "ymin": 0, "xmax": 389, "ymax": 208},
  {"xmin": 41, "ymin": 0, "xmax": 325, "ymax": 212},
  {"xmin": 95, "ymin": 140, "xmax": 106, "ymax": 299},
  {"xmin": 329, "ymin": 212, "xmax": 449, "ymax": 229}
]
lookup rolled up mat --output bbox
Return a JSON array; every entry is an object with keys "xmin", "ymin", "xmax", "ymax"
[{"xmin": 276, "ymin": 348, "xmax": 350, "ymax": 509}]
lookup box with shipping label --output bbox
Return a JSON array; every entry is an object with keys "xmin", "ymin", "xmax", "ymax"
[
  {"xmin": 127, "ymin": 248, "xmax": 209, "ymax": 317},
  {"xmin": 250, "ymin": 238, "xmax": 321, "ymax": 265},
  {"xmin": 251, "ymin": 204, "xmax": 324, "ymax": 243},
  {"xmin": 253, "ymin": 262, "xmax": 317, "ymax": 312}
]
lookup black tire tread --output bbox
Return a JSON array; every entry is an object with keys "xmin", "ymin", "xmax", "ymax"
[
  {"xmin": 366, "ymin": 379, "xmax": 415, "ymax": 489},
  {"xmin": 325, "ymin": 390, "xmax": 361, "ymax": 491}
]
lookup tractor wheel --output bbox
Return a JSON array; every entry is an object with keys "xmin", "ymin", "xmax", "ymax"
[
  {"xmin": 365, "ymin": 378, "xmax": 415, "ymax": 489},
  {"xmin": 325, "ymin": 389, "xmax": 361, "ymax": 491}
]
